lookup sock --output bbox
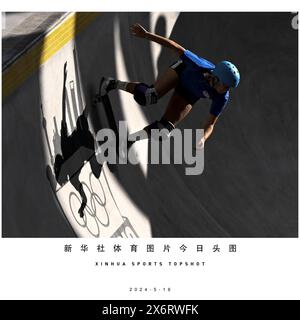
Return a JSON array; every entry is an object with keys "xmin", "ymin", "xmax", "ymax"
[{"xmin": 116, "ymin": 80, "xmax": 128, "ymax": 91}]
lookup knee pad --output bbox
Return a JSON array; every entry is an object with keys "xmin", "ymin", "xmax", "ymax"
[{"xmin": 134, "ymin": 83, "xmax": 158, "ymax": 106}]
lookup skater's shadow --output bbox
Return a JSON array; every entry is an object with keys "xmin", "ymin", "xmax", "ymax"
[{"xmin": 53, "ymin": 62, "xmax": 102, "ymax": 217}]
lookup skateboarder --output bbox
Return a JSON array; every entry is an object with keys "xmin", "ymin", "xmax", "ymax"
[{"xmin": 100, "ymin": 23, "xmax": 240, "ymax": 149}]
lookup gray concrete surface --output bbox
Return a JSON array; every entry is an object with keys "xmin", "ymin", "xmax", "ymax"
[
  {"xmin": 2, "ymin": 12, "xmax": 298, "ymax": 237},
  {"xmin": 2, "ymin": 12, "xmax": 67, "ymax": 68}
]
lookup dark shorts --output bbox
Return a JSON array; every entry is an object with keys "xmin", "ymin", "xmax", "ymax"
[{"xmin": 170, "ymin": 59, "xmax": 199, "ymax": 105}]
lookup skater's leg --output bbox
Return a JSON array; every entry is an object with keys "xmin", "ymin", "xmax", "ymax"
[
  {"xmin": 162, "ymin": 91, "xmax": 192, "ymax": 126},
  {"xmin": 128, "ymin": 91, "xmax": 192, "ymax": 142},
  {"xmin": 125, "ymin": 68, "xmax": 178, "ymax": 97},
  {"xmin": 153, "ymin": 68, "xmax": 179, "ymax": 98},
  {"xmin": 100, "ymin": 78, "xmax": 136, "ymax": 95},
  {"xmin": 101, "ymin": 67, "xmax": 178, "ymax": 103},
  {"xmin": 132, "ymin": 68, "xmax": 179, "ymax": 106},
  {"xmin": 120, "ymin": 81, "xmax": 138, "ymax": 94}
]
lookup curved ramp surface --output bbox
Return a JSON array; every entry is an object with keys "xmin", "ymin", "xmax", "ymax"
[{"xmin": 2, "ymin": 12, "xmax": 298, "ymax": 237}]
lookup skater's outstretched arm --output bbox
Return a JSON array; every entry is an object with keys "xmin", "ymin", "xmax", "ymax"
[
  {"xmin": 196, "ymin": 115, "xmax": 218, "ymax": 149},
  {"xmin": 130, "ymin": 23, "xmax": 185, "ymax": 56}
]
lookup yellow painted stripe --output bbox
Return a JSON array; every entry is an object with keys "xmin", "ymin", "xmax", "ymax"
[
  {"xmin": 3, "ymin": 13, "xmax": 98, "ymax": 96},
  {"xmin": 3, "ymin": 13, "xmax": 99, "ymax": 97},
  {"xmin": 3, "ymin": 13, "xmax": 94, "ymax": 93},
  {"xmin": 3, "ymin": 12, "xmax": 100, "ymax": 98},
  {"xmin": 3, "ymin": 14, "xmax": 82, "ymax": 90}
]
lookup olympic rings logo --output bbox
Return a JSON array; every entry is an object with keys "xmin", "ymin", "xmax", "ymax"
[{"xmin": 69, "ymin": 172, "xmax": 110, "ymax": 237}]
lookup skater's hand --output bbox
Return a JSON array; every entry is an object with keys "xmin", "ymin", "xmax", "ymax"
[
  {"xmin": 130, "ymin": 23, "xmax": 148, "ymax": 38},
  {"xmin": 196, "ymin": 137, "xmax": 205, "ymax": 150}
]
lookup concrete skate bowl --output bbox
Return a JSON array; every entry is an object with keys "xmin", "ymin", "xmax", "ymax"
[{"xmin": 2, "ymin": 12, "xmax": 298, "ymax": 237}]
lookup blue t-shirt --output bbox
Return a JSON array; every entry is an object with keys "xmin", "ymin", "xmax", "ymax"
[{"xmin": 179, "ymin": 50, "xmax": 229, "ymax": 117}]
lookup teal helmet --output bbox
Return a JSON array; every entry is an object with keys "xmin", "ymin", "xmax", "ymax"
[{"xmin": 212, "ymin": 61, "xmax": 240, "ymax": 88}]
